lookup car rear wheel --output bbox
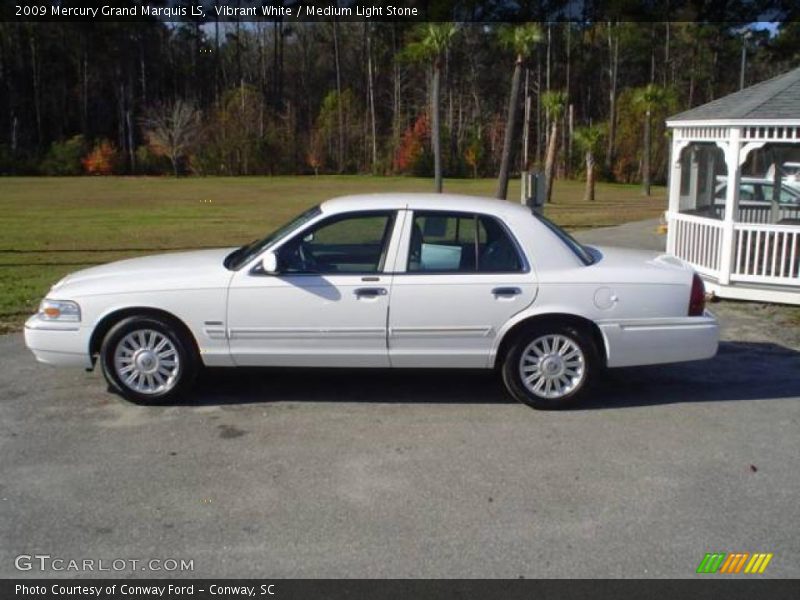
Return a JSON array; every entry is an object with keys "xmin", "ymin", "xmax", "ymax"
[
  {"xmin": 501, "ymin": 324, "xmax": 598, "ymax": 409},
  {"xmin": 100, "ymin": 316, "xmax": 198, "ymax": 404}
]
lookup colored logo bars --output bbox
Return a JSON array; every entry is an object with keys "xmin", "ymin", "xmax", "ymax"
[{"xmin": 696, "ymin": 552, "xmax": 773, "ymax": 574}]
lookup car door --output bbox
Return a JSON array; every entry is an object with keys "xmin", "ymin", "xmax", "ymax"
[
  {"xmin": 227, "ymin": 210, "xmax": 401, "ymax": 367},
  {"xmin": 387, "ymin": 210, "xmax": 537, "ymax": 368}
]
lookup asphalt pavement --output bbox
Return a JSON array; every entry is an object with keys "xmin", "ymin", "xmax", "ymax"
[{"xmin": 1, "ymin": 221, "xmax": 798, "ymax": 578}]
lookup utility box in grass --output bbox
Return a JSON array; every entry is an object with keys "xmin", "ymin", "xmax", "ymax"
[{"xmin": 521, "ymin": 170, "xmax": 545, "ymax": 214}]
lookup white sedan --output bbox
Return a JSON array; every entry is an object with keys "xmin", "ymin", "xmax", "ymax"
[{"xmin": 25, "ymin": 194, "xmax": 718, "ymax": 409}]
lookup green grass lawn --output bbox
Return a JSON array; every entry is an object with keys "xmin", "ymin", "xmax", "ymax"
[{"xmin": 0, "ymin": 175, "xmax": 666, "ymax": 331}]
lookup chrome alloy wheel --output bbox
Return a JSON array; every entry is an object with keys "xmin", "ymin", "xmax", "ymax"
[
  {"xmin": 113, "ymin": 329, "xmax": 181, "ymax": 395},
  {"xmin": 518, "ymin": 334, "xmax": 586, "ymax": 400}
]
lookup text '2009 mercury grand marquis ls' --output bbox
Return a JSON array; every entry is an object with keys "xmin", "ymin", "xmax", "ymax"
[{"xmin": 25, "ymin": 194, "xmax": 718, "ymax": 409}]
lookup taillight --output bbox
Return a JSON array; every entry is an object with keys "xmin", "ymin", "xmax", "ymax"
[{"xmin": 688, "ymin": 273, "xmax": 705, "ymax": 316}]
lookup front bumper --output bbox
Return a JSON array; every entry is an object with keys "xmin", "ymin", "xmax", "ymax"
[
  {"xmin": 598, "ymin": 310, "xmax": 719, "ymax": 368},
  {"xmin": 24, "ymin": 315, "xmax": 93, "ymax": 368}
]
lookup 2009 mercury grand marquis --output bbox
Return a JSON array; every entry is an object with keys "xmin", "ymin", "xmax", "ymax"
[{"xmin": 25, "ymin": 194, "xmax": 718, "ymax": 409}]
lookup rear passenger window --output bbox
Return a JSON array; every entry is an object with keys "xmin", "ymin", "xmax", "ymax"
[{"xmin": 408, "ymin": 212, "xmax": 522, "ymax": 273}]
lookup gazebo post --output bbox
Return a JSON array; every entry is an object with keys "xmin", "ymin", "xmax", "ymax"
[
  {"xmin": 666, "ymin": 135, "xmax": 683, "ymax": 255},
  {"xmin": 770, "ymin": 148, "xmax": 782, "ymax": 224},
  {"xmin": 688, "ymin": 147, "xmax": 701, "ymax": 209},
  {"xmin": 703, "ymin": 149, "xmax": 716, "ymax": 210},
  {"xmin": 719, "ymin": 127, "xmax": 742, "ymax": 286}
]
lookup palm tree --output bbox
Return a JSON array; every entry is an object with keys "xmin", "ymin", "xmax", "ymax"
[
  {"xmin": 632, "ymin": 84, "xmax": 672, "ymax": 196},
  {"xmin": 495, "ymin": 24, "xmax": 543, "ymax": 200},
  {"xmin": 404, "ymin": 24, "xmax": 457, "ymax": 193},
  {"xmin": 573, "ymin": 125, "xmax": 605, "ymax": 202},
  {"xmin": 541, "ymin": 90, "xmax": 566, "ymax": 204}
]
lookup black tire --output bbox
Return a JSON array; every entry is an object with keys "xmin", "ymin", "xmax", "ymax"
[
  {"xmin": 100, "ymin": 316, "xmax": 199, "ymax": 404},
  {"xmin": 501, "ymin": 323, "xmax": 599, "ymax": 410}
]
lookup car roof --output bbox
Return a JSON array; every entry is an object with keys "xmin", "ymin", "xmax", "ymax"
[
  {"xmin": 740, "ymin": 177, "xmax": 778, "ymax": 184},
  {"xmin": 719, "ymin": 176, "xmax": 796, "ymax": 186},
  {"xmin": 319, "ymin": 193, "xmax": 533, "ymax": 218}
]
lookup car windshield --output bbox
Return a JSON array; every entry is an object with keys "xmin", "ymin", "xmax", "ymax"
[
  {"xmin": 224, "ymin": 205, "xmax": 322, "ymax": 270},
  {"xmin": 534, "ymin": 213, "xmax": 596, "ymax": 265}
]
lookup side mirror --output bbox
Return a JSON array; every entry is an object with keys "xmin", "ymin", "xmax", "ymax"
[{"xmin": 261, "ymin": 251, "xmax": 278, "ymax": 274}]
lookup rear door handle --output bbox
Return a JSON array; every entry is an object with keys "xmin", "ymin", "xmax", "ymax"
[
  {"xmin": 492, "ymin": 287, "xmax": 522, "ymax": 297},
  {"xmin": 354, "ymin": 287, "xmax": 387, "ymax": 297}
]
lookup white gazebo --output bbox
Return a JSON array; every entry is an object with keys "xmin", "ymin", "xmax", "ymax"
[{"xmin": 665, "ymin": 66, "xmax": 800, "ymax": 305}]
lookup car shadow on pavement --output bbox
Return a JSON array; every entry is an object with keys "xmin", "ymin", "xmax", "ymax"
[
  {"xmin": 182, "ymin": 341, "xmax": 800, "ymax": 409},
  {"xmin": 189, "ymin": 367, "xmax": 513, "ymax": 406},
  {"xmin": 586, "ymin": 341, "xmax": 800, "ymax": 410}
]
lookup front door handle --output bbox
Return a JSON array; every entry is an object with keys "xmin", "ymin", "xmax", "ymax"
[
  {"xmin": 354, "ymin": 287, "xmax": 387, "ymax": 298},
  {"xmin": 492, "ymin": 287, "xmax": 522, "ymax": 297}
]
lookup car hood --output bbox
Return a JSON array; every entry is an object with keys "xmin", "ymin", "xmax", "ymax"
[{"xmin": 50, "ymin": 248, "xmax": 236, "ymax": 297}]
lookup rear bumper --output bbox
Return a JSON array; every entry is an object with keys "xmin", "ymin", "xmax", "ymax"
[
  {"xmin": 598, "ymin": 311, "xmax": 719, "ymax": 368},
  {"xmin": 24, "ymin": 315, "xmax": 93, "ymax": 368}
]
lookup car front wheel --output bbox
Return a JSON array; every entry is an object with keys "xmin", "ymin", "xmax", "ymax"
[
  {"xmin": 501, "ymin": 324, "xmax": 598, "ymax": 409},
  {"xmin": 100, "ymin": 316, "xmax": 198, "ymax": 404}
]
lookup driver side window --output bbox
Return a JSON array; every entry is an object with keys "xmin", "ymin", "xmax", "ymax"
[{"xmin": 278, "ymin": 211, "xmax": 395, "ymax": 274}]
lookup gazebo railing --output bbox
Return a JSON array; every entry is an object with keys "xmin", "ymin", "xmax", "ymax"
[
  {"xmin": 735, "ymin": 205, "xmax": 800, "ymax": 224},
  {"xmin": 671, "ymin": 213, "xmax": 725, "ymax": 277},
  {"xmin": 732, "ymin": 223, "xmax": 800, "ymax": 283},
  {"xmin": 672, "ymin": 212, "xmax": 800, "ymax": 285}
]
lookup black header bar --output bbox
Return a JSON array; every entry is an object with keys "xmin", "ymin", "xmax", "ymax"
[{"xmin": 3, "ymin": 0, "xmax": 798, "ymax": 23}]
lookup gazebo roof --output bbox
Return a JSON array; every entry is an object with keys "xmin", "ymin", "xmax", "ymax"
[{"xmin": 668, "ymin": 65, "xmax": 800, "ymax": 123}]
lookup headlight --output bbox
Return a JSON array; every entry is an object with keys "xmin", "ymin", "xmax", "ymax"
[{"xmin": 38, "ymin": 299, "xmax": 81, "ymax": 322}]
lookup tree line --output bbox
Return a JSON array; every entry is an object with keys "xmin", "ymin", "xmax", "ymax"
[{"xmin": 1, "ymin": 19, "xmax": 798, "ymax": 197}]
